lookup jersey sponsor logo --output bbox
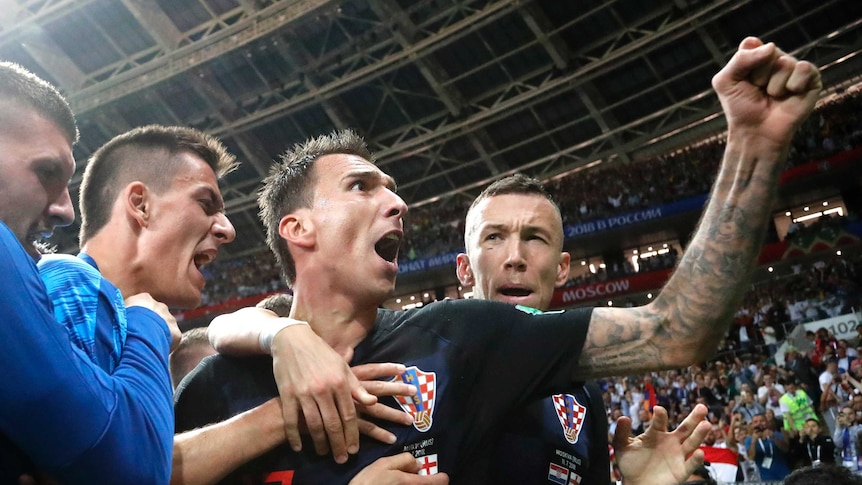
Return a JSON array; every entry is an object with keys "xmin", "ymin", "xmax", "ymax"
[
  {"xmin": 515, "ymin": 305, "xmax": 564, "ymax": 315},
  {"xmin": 416, "ymin": 453, "xmax": 439, "ymax": 475},
  {"xmin": 548, "ymin": 462, "xmax": 569, "ymax": 484},
  {"xmin": 552, "ymin": 394, "xmax": 587, "ymax": 444},
  {"xmin": 568, "ymin": 472, "xmax": 582, "ymax": 485},
  {"xmin": 393, "ymin": 366, "xmax": 436, "ymax": 432}
]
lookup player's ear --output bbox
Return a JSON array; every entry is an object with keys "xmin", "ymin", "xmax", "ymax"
[
  {"xmin": 555, "ymin": 251, "xmax": 571, "ymax": 288},
  {"xmin": 456, "ymin": 253, "xmax": 474, "ymax": 286},
  {"xmin": 279, "ymin": 209, "xmax": 314, "ymax": 249},
  {"xmin": 124, "ymin": 181, "xmax": 150, "ymax": 228}
]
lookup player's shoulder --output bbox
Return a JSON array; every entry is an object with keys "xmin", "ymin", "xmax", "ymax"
[{"xmin": 38, "ymin": 253, "xmax": 99, "ymax": 277}]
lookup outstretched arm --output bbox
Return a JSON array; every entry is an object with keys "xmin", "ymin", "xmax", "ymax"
[
  {"xmin": 614, "ymin": 404, "xmax": 711, "ymax": 485},
  {"xmin": 576, "ymin": 37, "xmax": 822, "ymax": 378}
]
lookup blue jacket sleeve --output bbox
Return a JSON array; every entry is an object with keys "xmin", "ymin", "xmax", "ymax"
[{"xmin": 0, "ymin": 224, "xmax": 173, "ymax": 484}]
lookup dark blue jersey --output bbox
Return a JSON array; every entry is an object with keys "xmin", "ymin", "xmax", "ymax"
[
  {"xmin": 175, "ymin": 299, "xmax": 592, "ymax": 484},
  {"xmin": 489, "ymin": 381, "xmax": 610, "ymax": 485}
]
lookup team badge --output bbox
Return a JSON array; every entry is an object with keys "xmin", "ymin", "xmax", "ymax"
[
  {"xmin": 552, "ymin": 394, "xmax": 586, "ymax": 444},
  {"xmin": 393, "ymin": 366, "xmax": 436, "ymax": 432}
]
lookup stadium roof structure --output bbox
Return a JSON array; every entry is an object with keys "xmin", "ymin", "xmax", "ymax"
[{"xmin": 5, "ymin": 0, "xmax": 861, "ymax": 259}]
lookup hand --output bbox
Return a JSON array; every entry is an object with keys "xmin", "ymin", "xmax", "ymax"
[
  {"xmin": 614, "ymin": 404, "xmax": 710, "ymax": 485},
  {"xmin": 712, "ymin": 36, "xmax": 821, "ymax": 148},
  {"xmin": 348, "ymin": 453, "xmax": 449, "ymax": 485},
  {"xmin": 270, "ymin": 326, "xmax": 377, "ymax": 463},
  {"xmin": 125, "ymin": 292, "xmax": 180, "ymax": 350},
  {"xmin": 351, "ymin": 363, "xmax": 417, "ymax": 444}
]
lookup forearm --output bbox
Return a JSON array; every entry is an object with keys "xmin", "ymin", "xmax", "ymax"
[
  {"xmin": 658, "ymin": 134, "xmax": 785, "ymax": 354},
  {"xmin": 1, "ymin": 256, "xmax": 173, "ymax": 483},
  {"xmin": 208, "ymin": 307, "xmax": 277, "ymax": 355},
  {"xmin": 172, "ymin": 399, "xmax": 286, "ymax": 485},
  {"xmin": 576, "ymin": 137, "xmax": 786, "ymax": 376}
]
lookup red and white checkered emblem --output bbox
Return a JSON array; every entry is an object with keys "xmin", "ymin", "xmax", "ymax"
[
  {"xmin": 392, "ymin": 366, "xmax": 436, "ymax": 432},
  {"xmin": 552, "ymin": 394, "xmax": 586, "ymax": 444}
]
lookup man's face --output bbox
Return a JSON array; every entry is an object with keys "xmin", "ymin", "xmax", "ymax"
[
  {"xmin": 803, "ymin": 420, "xmax": 820, "ymax": 436},
  {"xmin": 135, "ymin": 152, "xmax": 235, "ymax": 308},
  {"xmin": 457, "ymin": 193, "xmax": 569, "ymax": 311},
  {"xmin": 752, "ymin": 414, "xmax": 766, "ymax": 426},
  {"xmin": 705, "ymin": 425, "xmax": 720, "ymax": 446},
  {"xmin": 0, "ymin": 108, "xmax": 75, "ymax": 258},
  {"xmin": 297, "ymin": 154, "xmax": 406, "ymax": 303}
]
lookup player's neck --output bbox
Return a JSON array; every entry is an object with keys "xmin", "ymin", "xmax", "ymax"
[
  {"xmin": 289, "ymin": 281, "xmax": 378, "ymax": 355},
  {"xmin": 81, "ymin": 233, "xmax": 137, "ymax": 297}
]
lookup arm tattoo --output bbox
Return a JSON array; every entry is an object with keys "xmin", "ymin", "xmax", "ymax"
[{"xmin": 577, "ymin": 147, "xmax": 784, "ymax": 379}]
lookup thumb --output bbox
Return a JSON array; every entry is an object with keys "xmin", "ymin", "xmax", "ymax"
[{"xmin": 389, "ymin": 452, "xmax": 421, "ymax": 473}]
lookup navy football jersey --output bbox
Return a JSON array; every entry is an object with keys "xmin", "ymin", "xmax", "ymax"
[
  {"xmin": 175, "ymin": 299, "xmax": 592, "ymax": 484},
  {"xmin": 487, "ymin": 381, "xmax": 610, "ymax": 485}
]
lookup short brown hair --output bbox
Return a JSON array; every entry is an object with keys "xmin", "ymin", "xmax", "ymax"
[
  {"xmin": 464, "ymin": 173, "xmax": 560, "ymax": 247},
  {"xmin": 258, "ymin": 129, "xmax": 373, "ymax": 287},
  {"xmin": 256, "ymin": 293, "xmax": 294, "ymax": 317},
  {"xmin": 79, "ymin": 125, "xmax": 237, "ymax": 244},
  {"xmin": 0, "ymin": 61, "xmax": 77, "ymax": 143}
]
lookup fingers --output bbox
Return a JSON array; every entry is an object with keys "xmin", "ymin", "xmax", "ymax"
[
  {"xmin": 650, "ymin": 406, "xmax": 669, "ymax": 433},
  {"xmin": 339, "ymin": 374, "xmax": 364, "ymax": 453},
  {"xmin": 424, "ymin": 473, "xmax": 450, "ymax": 484},
  {"xmin": 673, "ymin": 403, "xmax": 707, "ymax": 438},
  {"xmin": 300, "ymin": 394, "xmax": 342, "ymax": 461},
  {"xmin": 360, "ymin": 402, "xmax": 414, "ymax": 426},
  {"xmin": 787, "ymin": 60, "xmax": 823, "ymax": 104},
  {"xmin": 385, "ymin": 452, "xmax": 423, "ymax": 473},
  {"xmin": 352, "ymin": 362, "xmax": 408, "ymax": 381},
  {"xmin": 362, "ymin": 380, "xmax": 417, "ymax": 398},
  {"xmin": 281, "ymin": 395, "xmax": 304, "ymax": 452},
  {"xmin": 358, "ymin": 418, "xmax": 398, "ymax": 444},
  {"xmin": 716, "ymin": 38, "xmax": 775, "ymax": 85},
  {"xmin": 748, "ymin": 43, "xmax": 778, "ymax": 88},
  {"xmin": 765, "ymin": 54, "xmax": 795, "ymax": 97},
  {"xmin": 682, "ymin": 449, "xmax": 706, "ymax": 479},
  {"xmin": 683, "ymin": 420, "xmax": 712, "ymax": 456},
  {"xmin": 612, "ymin": 416, "xmax": 633, "ymax": 450},
  {"xmin": 739, "ymin": 36, "xmax": 763, "ymax": 50}
]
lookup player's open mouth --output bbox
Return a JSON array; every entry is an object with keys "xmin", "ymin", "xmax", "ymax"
[
  {"xmin": 499, "ymin": 287, "xmax": 532, "ymax": 297},
  {"xmin": 193, "ymin": 250, "xmax": 216, "ymax": 270},
  {"xmin": 375, "ymin": 231, "xmax": 402, "ymax": 263}
]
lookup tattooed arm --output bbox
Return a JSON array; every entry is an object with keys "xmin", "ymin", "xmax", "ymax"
[{"xmin": 576, "ymin": 37, "xmax": 822, "ymax": 379}]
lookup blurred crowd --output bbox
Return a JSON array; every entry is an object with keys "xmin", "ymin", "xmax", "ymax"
[
  {"xmin": 601, "ymin": 251, "xmax": 862, "ymax": 482},
  {"xmin": 197, "ymin": 91, "xmax": 862, "ymax": 308}
]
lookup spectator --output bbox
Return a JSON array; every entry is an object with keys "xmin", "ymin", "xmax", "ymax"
[{"xmin": 745, "ymin": 413, "xmax": 791, "ymax": 481}]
